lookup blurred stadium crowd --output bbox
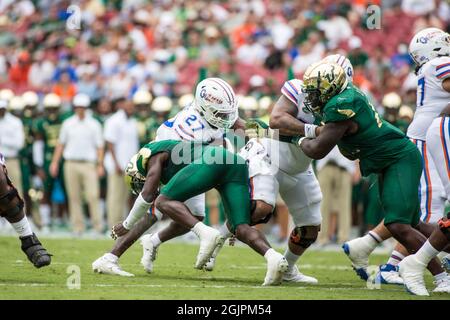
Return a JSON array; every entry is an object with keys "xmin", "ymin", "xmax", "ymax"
[{"xmin": 0, "ymin": 0, "xmax": 449, "ymax": 242}]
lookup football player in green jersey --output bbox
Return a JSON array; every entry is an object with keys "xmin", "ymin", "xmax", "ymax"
[
  {"xmin": 33, "ymin": 93, "xmax": 67, "ymax": 231},
  {"xmin": 93, "ymin": 140, "xmax": 288, "ymax": 285},
  {"xmin": 297, "ymin": 61, "xmax": 448, "ymax": 285},
  {"xmin": 20, "ymin": 91, "xmax": 40, "ymax": 218}
]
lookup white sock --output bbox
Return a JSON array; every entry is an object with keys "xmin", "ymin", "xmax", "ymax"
[
  {"xmin": 150, "ymin": 233, "xmax": 162, "ymax": 247},
  {"xmin": 415, "ymin": 240, "xmax": 440, "ymax": 267},
  {"xmin": 284, "ymin": 247, "xmax": 300, "ymax": 269},
  {"xmin": 387, "ymin": 250, "xmax": 405, "ymax": 266},
  {"xmin": 191, "ymin": 222, "xmax": 211, "ymax": 238},
  {"xmin": 39, "ymin": 204, "xmax": 51, "ymax": 227},
  {"xmin": 434, "ymin": 272, "xmax": 447, "ymax": 282},
  {"xmin": 218, "ymin": 223, "xmax": 232, "ymax": 239},
  {"xmin": 11, "ymin": 216, "xmax": 33, "ymax": 237},
  {"xmin": 359, "ymin": 231, "xmax": 381, "ymax": 253},
  {"xmin": 264, "ymin": 248, "xmax": 278, "ymax": 261},
  {"xmin": 105, "ymin": 252, "xmax": 118, "ymax": 262}
]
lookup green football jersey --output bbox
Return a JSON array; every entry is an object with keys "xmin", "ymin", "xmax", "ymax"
[
  {"xmin": 322, "ymin": 83, "xmax": 416, "ymax": 176},
  {"xmin": 34, "ymin": 115, "xmax": 66, "ymax": 165},
  {"xmin": 134, "ymin": 140, "xmax": 207, "ymax": 184}
]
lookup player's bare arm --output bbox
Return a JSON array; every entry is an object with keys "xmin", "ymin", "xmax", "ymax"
[
  {"xmin": 300, "ymin": 121, "xmax": 352, "ymax": 159},
  {"xmin": 269, "ymin": 95, "xmax": 307, "ymax": 136},
  {"xmin": 442, "ymin": 77, "xmax": 450, "ymax": 93},
  {"xmin": 440, "ymin": 102, "xmax": 450, "ymax": 116}
]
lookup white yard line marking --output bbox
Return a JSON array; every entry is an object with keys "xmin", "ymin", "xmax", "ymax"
[{"xmin": 0, "ymin": 282, "xmax": 405, "ymax": 291}]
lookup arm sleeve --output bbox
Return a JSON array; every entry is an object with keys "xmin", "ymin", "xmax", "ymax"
[
  {"xmin": 280, "ymin": 79, "xmax": 303, "ymax": 106},
  {"xmin": 103, "ymin": 118, "xmax": 118, "ymax": 144},
  {"xmin": 59, "ymin": 121, "xmax": 68, "ymax": 144},
  {"xmin": 436, "ymin": 57, "xmax": 450, "ymax": 80}
]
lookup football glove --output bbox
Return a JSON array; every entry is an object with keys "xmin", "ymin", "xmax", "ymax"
[{"xmin": 245, "ymin": 119, "xmax": 273, "ymax": 139}]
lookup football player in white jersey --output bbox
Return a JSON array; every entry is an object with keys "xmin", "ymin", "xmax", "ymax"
[
  {"xmin": 244, "ymin": 54, "xmax": 354, "ymax": 284},
  {"xmin": 92, "ymin": 78, "xmax": 276, "ymax": 275},
  {"xmin": 343, "ymin": 28, "xmax": 450, "ymax": 294},
  {"xmin": 397, "ymin": 28, "xmax": 450, "ymax": 295}
]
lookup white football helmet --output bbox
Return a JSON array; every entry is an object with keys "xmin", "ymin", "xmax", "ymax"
[
  {"xmin": 409, "ymin": 27, "xmax": 450, "ymax": 67},
  {"xmin": 322, "ymin": 54, "xmax": 354, "ymax": 82},
  {"xmin": 194, "ymin": 78, "xmax": 238, "ymax": 129}
]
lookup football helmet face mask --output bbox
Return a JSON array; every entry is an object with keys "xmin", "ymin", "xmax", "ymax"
[
  {"xmin": 125, "ymin": 154, "xmax": 146, "ymax": 195},
  {"xmin": 302, "ymin": 62, "xmax": 348, "ymax": 115},
  {"xmin": 409, "ymin": 28, "xmax": 450, "ymax": 67},
  {"xmin": 194, "ymin": 78, "xmax": 238, "ymax": 129}
]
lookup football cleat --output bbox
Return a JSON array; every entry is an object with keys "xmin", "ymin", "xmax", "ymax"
[
  {"xmin": 204, "ymin": 238, "xmax": 225, "ymax": 271},
  {"xmin": 442, "ymin": 256, "xmax": 450, "ymax": 273},
  {"xmin": 195, "ymin": 231, "xmax": 225, "ymax": 270},
  {"xmin": 375, "ymin": 264, "xmax": 404, "ymax": 285},
  {"xmin": 342, "ymin": 240, "xmax": 370, "ymax": 280},
  {"xmin": 283, "ymin": 265, "xmax": 318, "ymax": 284},
  {"xmin": 140, "ymin": 234, "xmax": 158, "ymax": 273},
  {"xmin": 433, "ymin": 274, "xmax": 450, "ymax": 294},
  {"xmin": 20, "ymin": 233, "xmax": 52, "ymax": 268},
  {"xmin": 263, "ymin": 253, "xmax": 289, "ymax": 286},
  {"xmin": 92, "ymin": 254, "xmax": 134, "ymax": 277},
  {"xmin": 398, "ymin": 255, "xmax": 429, "ymax": 296}
]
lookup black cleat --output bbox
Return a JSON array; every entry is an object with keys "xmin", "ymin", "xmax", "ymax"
[{"xmin": 20, "ymin": 233, "xmax": 52, "ymax": 268}]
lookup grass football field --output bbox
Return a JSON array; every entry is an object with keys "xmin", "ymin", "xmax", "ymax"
[{"xmin": 0, "ymin": 236, "xmax": 447, "ymax": 300}]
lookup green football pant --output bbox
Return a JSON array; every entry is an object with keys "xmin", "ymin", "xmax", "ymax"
[{"xmin": 380, "ymin": 148, "xmax": 422, "ymax": 226}]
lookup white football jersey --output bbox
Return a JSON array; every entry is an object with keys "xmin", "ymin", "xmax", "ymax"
[
  {"xmin": 280, "ymin": 79, "xmax": 315, "ymax": 124},
  {"xmin": 155, "ymin": 104, "xmax": 225, "ymax": 143},
  {"xmin": 407, "ymin": 56, "xmax": 450, "ymax": 141},
  {"xmin": 264, "ymin": 79, "xmax": 316, "ymax": 175}
]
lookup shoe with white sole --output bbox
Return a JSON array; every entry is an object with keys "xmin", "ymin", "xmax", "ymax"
[
  {"xmin": 442, "ymin": 256, "xmax": 450, "ymax": 273},
  {"xmin": 204, "ymin": 238, "xmax": 226, "ymax": 271},
  {"xmin": 283, "ymin": 265, "xmax": 318, "ymax": 284},
  {"xmin": 342, "ymin": 239, "xmax": 371, "ymax": 281},
  {"xmin": 398, "ymin": 255, "xmax": 429, "ymax": 296},
  {"xmin": 92, "ymin": 254, "xmax": 134, "ymax": 277},
  {"xmin": 262, "ymin": 253, "xmax": 289, "ymax": 286},
  {"xmin": 433, "ymin": 274, "xmax": 450, "ymax": 294},
  {"xmin": 140, "ymin": 234, "xmax": 158, "ymax": 273},
  {"xmin": 195, "ymin": 231, "xmax": 225, "ymax": 270},
  {"xmin": 376, "ymin": 264, "xmax": 404, "ymax": 285}
]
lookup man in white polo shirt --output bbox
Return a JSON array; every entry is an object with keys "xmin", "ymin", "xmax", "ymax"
[
  {"xmin": 104, "ymin": 98, "xmax": 139, "ymax": 228},
  {"xmin": 0, "ymin": 98, "xmax": 24, "ymax": 196},
  {"xmin": 50, "ymin": 93, "xmax": 105, "ymax": 235}
]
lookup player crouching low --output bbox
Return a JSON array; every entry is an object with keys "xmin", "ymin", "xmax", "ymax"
[
  {"xmin": 0, "ymin": 152, "xmax": 51, "ymax": 268},
  {"xmin": 93, "ymin": 140, "xmax": 288, "ymax": 285}
]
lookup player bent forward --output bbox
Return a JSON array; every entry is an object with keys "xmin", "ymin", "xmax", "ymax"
[
  {"xmin": 0, "ymin": 153, "xmax": 51, "ymax": 268},
  {"xmin": 297, "ymin": 61, "xmax": 450, "ymax": 294},
  {"xmin": 93, "ymin": 140, "xmax": 287, "ymax": 285}
]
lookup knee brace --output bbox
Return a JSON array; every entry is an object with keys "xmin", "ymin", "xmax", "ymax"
[
  {"xmin": 289, "ymin": 226, "xmax": 319, "ymax": 249},
  {"xmin": 0, "ymin": 187, "xmax": 24, "ymax": 219},
  {"xmin": 438, "ymin": 213, "xmax": 450, "ymax": 241}
]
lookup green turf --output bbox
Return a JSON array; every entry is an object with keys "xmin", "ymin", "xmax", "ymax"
[{"xmin": 0, "ymin": 236, "xmax": 447, "ymax": 300}]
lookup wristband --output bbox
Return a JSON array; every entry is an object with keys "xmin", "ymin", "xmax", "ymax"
[{"xmin": 304, "ymin": 124, "xmax": 318, "ymax": 138}]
